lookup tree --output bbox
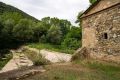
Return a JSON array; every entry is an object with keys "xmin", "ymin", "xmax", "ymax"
[
  {"xmin": 75, "ymin": 11, "xmax": 84, "ymax": 26},
  {"xmin": 59, "ymin": 20, "xmax": 71, "ymax": 37},
  {"xmin": 66, "ymin": 27, "xmax": 82, "ymax": 40},
  {"xmin": 41, "ymin": 17, "xmax": 51, "ymax": 30},
  {"xmin": 61, "ymin": 38, "xmax": 81, "ymax": 49},
  {"xmin": 89, "ymin": 0, "xmax": 97, "ymax": 4},
  {"xmin": 0, "ymin": 18, "xmax": 4, "ymax": 49},
  {"xmin": 61, "ymin": 26, "xmax": 82, "ymax": 49},
  {"xmin": 2, "ymin": 19, "xmax": 15, "ymax": 36},
  {"xmin": 33, "ymin": 22, "xmax": 48, "ymax": 42},
  {"xmin": 47, "ymin": 25, "xmax": 62, "ymax": 44},
  {"xmin": 0, "ymin": 19, "xmax": 16, "ymax": 49},
  {"xmin": 51, "ymin": 17, "xmax": 60, "ymax": 26},
  {"xmin": 0, "ymin": 17, "xmax": 3, "ymax": 35},
  {"xmin": 13, "ymin": 19, "xmax": 34, "ymax": 42},
  {"xmin": 1, "ymin": 12, "xmax": 23, "ymax": 24}
]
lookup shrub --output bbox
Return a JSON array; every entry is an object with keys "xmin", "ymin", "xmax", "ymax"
[
  {"xmin": 40, "ymin": 35, "xmax": 47, "ymax": 43},
  {"xmin": 0, "ymin": 51, "xmax": 13, "ymax": 70},
  {"xmin": 24, "ymin": 49, "xmax": 50, "ymax": 66},
  {"xmin": 47, "ymin": 25, "xmax": 63, "ymax": 44},
  {"xmin": 62, "ymin": 38, "xmax": 81, "ymax": 50},
  {"xmin": 13, "ymin": 19, "xmax": 34, "ymax": 42},
  {"xmin": 33, "ymin": 53, "xmax": 50, "ymax": 66},
  {"xmin": 33, "ymin": 22, "xmax": 48, "ymax": 42}
]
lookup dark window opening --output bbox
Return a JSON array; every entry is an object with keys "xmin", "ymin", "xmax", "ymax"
[{"xmin": 103, "ymin": 33, "xmax": 108, "ymax": 39}]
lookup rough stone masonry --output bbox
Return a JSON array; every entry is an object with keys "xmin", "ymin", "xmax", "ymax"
[{"xmin": 81, "ymin": 0, "xmax": 120, "ymax": 58}]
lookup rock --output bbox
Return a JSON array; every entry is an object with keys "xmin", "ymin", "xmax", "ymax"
[{"xmin": 71, "ymin": 47, "xmax": 90, "ymax": 61}]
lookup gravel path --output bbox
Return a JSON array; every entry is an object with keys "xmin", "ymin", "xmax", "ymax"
[
  {"xmin": 0, "ymin": 47, "xmax": 72, "ymax": 73},
  {"xmin": 27, "ymin": 47, "xmax": 72, "ymax": 63},
  {"xmin": 0, "ymin": 51, "xmax": 33, "ymax": 73}
]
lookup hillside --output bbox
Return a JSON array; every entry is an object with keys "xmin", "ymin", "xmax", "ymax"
[{"xmin": 0, "ymin": 2, "xmax": 38, "ymax": 21}]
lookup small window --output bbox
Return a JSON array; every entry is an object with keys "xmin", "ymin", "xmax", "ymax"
[{"xmin": 103, "ymin": 33, "xmax": 108, "ymax": 39}]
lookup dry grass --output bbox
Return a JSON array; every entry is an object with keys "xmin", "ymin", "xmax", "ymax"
[
  {"xmin": 23, "ymin": 49, "xmax": 50, "ymax": 66},
  {"xmin": 19, "ymin": 60, "xmax": 120, "ymax": 80}
]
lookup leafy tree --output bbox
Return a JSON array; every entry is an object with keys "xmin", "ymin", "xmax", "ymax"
[
  {"xmin": 47, "ymin": 25, "xmax": 62, "ymax": 44},
  {"xmin": 0, "ymin": 18, "xmax": 4, "ymax": 49},
  {"xmin": 1, "ymin": 12, "xmax": 23, "ymax": 24},
  {"xmin": 0, "ymin": 17, "xmax": 3, "ymax": 35},
  {"xmin": 66, "ymin": 27, "xmax": 82, "ymax": 40},
  {"xmin": 41, "ymin": 17, "xmax": 51, "ymax": 28},
  {"xmin": 13, "ymin": 19, "xmax": 34, "ymax": 42},
  {"xmin": 61, "ymin": 38, "xmax": 81, "ymax": 50},
  {"xmin": 0, "ymin": 2, "xmax": 38, "ymax": 21},
  {"xmin": 2, "ymin": 19, "xmax": 15, "ymax": 36},
  {"xmin": 59, "ymin": 20, "xmax": 71, "ymax": 37},
  {"xmin": 0, "ymin": 19, "xmax": 16, "ymax": 49},
  {"xmin": 33, "ymin": 22, "xmax": 48, "ymax": 42},
  {"xmin": 62, "ymin": 26, "xmax": 82, "ymax": 49},
  {"xmin": 40, "ymin": 35, "xmax": 47, "ymax": 43},
  {"xmin": 51, "ymin": 17, "xmax": 60, "ymax": 26},
  {"xmin": 89, "ymin": 0, "xmax": 97, "ymax": 4},
  {"xmin": 75, "ymin": 11, "xmax": 84, "ymax": 26}
]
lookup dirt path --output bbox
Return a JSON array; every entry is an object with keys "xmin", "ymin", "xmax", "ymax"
[
  {"xmin": 26, "ymin": 47, "xmax": 72, "ymax": 63},
  {"xmin": 0, "ymin": 47, "xmax": 72, "ymax": 73},
  {"xmin": 0, "ymin": 66, "xmax": 45, "ymax": 80},
  {"xmin": 0, "ymin": 51, "xmax": 33, "ymax": 73}
]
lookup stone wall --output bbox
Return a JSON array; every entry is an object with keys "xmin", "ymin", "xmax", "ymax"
[{"xmin": 82, "ymin": 4, "xmax": 120, "ymax": 56}]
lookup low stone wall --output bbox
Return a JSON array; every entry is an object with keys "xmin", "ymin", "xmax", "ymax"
[
  {"xmin": 72, "ymin": 47, "xmax": 120, "ymax": 64},
  {"xmin": 90, "ymin": 52, "xmax": 120, "ymax": 64}
]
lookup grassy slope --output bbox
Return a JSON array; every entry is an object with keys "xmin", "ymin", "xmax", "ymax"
[
  {"xmin": 20, "ymin": 60, "xmax": 120, "ymax": 80},
  {"xmin": 27, "ymin": 43, "xmax": 75, "ymax": 54},
  {"xmin": 0, "ymin": 53, "xmax": 12, "ymax": 70},
  {"xmin": 0, "ymin": 59, "xmax": 10, "ymax": 70},
  {"xmin": 0, "ymin": 2, "xmax": 38, "ymax": 21}
]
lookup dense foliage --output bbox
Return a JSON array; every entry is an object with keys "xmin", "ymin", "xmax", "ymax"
[
  {"xmin": 89, "ymin": 0, "xmax": 97, "ymax": 4},
  {"xmin": 0, "ymin": 2, "xmax": 82, "ymax": 53},
  {"xmin": 0, "ymin": 2, "xmax": 38, "ymax": 21}
]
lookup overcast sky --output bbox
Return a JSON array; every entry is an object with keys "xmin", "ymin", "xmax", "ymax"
[{"xmin": 0, "ymin": 0, "xmax": 90, "ymax": 25}]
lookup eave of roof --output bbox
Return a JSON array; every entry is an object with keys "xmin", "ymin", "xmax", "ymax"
[
  {"xmin": 81, "ymin": 3, "xmax": 120, "ymax": 19},
  {"xmin": 80, "ymin": 0, "xmax": 101, "ymax": 18},
  {"xmin": 84, "ymin": 0, "xmax": 101, "ymax": 14},
  {"xmin": 81, "ymin": 0, "xmax": 120, "ymax": 18}
]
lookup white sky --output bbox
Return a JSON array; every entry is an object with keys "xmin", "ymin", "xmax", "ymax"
[{"xmin": 0, "ymin": 0, "xmax": 90, "ymax": 25}]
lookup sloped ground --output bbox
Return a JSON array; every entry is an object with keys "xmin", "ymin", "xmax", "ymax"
[
  {"xmin": 0, "ymin": 59, "xmax": 120, "ymax": 80},
  {"xmin": 26, "ymin": 47, "xmax": 72, "ymax": 63},
  {"xmin": 0, "ymin": 66, "xmax": 45, "ymax": 80},
  {"xmin": 0, "ymin": 47, "xmax": 72, "ymax": 73},
  {"xmin": 16, "ymin": 60, "xmax": 120, "ymax": 80},
  {"xmin": 0, "ymin": 51, "xmax": 33, "ymax": 73},
  {"xmin": 0, "ymin": 47, "xmax": 120, "ymax": 80}
]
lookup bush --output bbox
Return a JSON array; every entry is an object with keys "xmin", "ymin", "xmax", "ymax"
[
  {"xmin": 13, "ymin": 19, "xmax": 34, "ymax": 42},
  {"xmin": 47, "ymin": 25, "xmax": 63, "ymax": 45},
  {"xmin": 24, "ymin": 49, "xmax": 50, "ymax": 66},
  {"xmin": 33, "ymin": 54, "xmax": 49, "ymax": 66},
  {"xmin": 33, "ymin": 22, "xmax": 48, "ymax": 42},
  {"xmin": 0, "ymin": 51, "xmax": 13, "ymax": 70},
  {"xmin": 40, "ymin": 35, "xmax": 47, "ymax": 43},
  {"xmin": 62, "ymin": 38, "xmax": 81, "ymax": 50}
]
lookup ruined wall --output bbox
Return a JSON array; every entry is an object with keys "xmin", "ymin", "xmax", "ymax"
[{"xmin": 82, "ymin": 4, "xmax": 120, "ymax": 56}]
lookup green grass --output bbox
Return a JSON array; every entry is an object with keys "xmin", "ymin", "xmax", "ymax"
[
  {"xmin": 0, "ymin": 59, "xmax": 9, "ymax": 70},
  {"xmin": 0, "ymin": 53, "xmax": 12, "ymax": 70},
  {"xmin": 74, "ymin": 60, "xmax": 120, "ymax": 80},
  {"xmin": 19, "ymin": 60, "xmax": 120, "ymax": 80},
  {"xmin": 27, "ymin": 43, "xmax": 75, "ymax": 54}
]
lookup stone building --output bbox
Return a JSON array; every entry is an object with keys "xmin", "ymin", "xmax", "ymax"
[{"xmin": 81, "ymin": 0, "xmax": 120, "ymax": 56}]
